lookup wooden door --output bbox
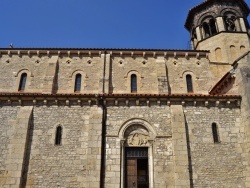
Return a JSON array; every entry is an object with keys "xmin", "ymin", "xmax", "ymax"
[
  {"xmin": 126, "ymin": 159, "xmax": 137, "ymax": 187},
  {"xmin": 125, "ymin": 147, "xmax": 148, "ymax": 188}
]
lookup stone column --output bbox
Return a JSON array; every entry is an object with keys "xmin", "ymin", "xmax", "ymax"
[
  {"xmin": 239, "ymin": 18, "xmax": 247, "ymax": 32},
  {"xmin": 4, "ymin": 106, "xmax": 33, "ymax": 188},
  {"xmin": 171, "ymin": 105, "xmax": 190, "ymax": 188},
  {"xmin": 85, "ymin": 106, "xmax": 103, "ymax": 188},
  {"xmin": 195, "ymin": 27, "xmax": 202, "ymax": 41},
  {"xmin": 216, "ymin": 17, "xmax": 225, "ymax": 32}
]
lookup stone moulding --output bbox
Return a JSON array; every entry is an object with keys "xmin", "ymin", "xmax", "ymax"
[
  {"xmin": 0, "ymin": 48, "xmax": 209, "ymax": 59},
  {"xmin": 0, "ymin": 92, "xmax": 241, "ymax": 108}
]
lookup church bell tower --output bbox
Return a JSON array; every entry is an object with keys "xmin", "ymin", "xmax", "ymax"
[{"xmin": 185, "ymin": 0, "xmax": 250, "ymax": 64}]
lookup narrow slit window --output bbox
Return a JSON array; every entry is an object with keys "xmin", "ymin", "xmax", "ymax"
[
  {"xmin": 131, "ymin": 74, "xmax": 137, "ymax": 93},
  {"xmin": 186, "ymin": 74, "xmax": 193, "ymax": 93},
  {"xmin": 55, "ymin": 126, "xmax": 62, "ymax": 145},
  {"xmin": 212, "ymin": 123, "xmax": 219, "ymax": 143},
  {"xmin": 74, "ymin": 74, "xmax": 82, "ymax": 92},
  {"xmin": 18, "ymin": 73, "xmax": 27, "ymax": 91}
]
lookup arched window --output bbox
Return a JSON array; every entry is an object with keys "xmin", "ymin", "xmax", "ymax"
[
  {"xmin": 203, "ymin": 22, "xmax": 210, "ymax": 38},
  {"xmin": 224, "ymin": 12, "xmax": 237, "ymax": 31},
  {"xmin": 131, "ymin": 74, "xmax": 137, "ymax": 93},
  {"xmin": 210, "ymin": 19, "xmax": 217, "ymax": 35},
  {"xmin": 74, "ymin": 74, "xmax": 82, "ymax": 92},
  {"xmin": 212, "ymin": 123, "xmax": 219, "ymax": 143},
  {"xmin": 18, "ymin": 73, "xmax": 27, "ymax": 91},
  {"xmin": 186, "ymin": 74, "xmax": 193, "ymax": 93},
  {"xmin": 55, "ymin": 126, "xmax": 62, "ymax": 145}
]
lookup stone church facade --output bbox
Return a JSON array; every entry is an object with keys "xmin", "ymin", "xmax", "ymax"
[{"xmin": 1, "ymin": 0, "xmax": 250, "ymax": 187}]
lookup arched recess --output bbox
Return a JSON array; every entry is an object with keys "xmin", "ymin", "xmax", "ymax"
[
  {"xmin": 240, "ymin": 45, "xmax": 246, "ymax": 53},
  {"xmin": 125, "ymin": 70, "xmax": 143, "ymax": 93},
  {"xmin": 215, "ymin": 47, "xmax": 223, "ymax": 62},
  {"xmin": 15, "ymin": 69, "xmax": 32, "ymax": 92},
  {"xmin": 222, "ymin": 11, "xmax": 241, "ymax": 32},
  {"xmin": 230, "ymin": 45, "xmax": 237, "ymax": 60},
  {"xmin": 70, "ymin": 70, "xmax": 86, "ymax": 93},
  {"xmin": 119, "ymin": 118, "xmax": 156, "ymax": 188}
]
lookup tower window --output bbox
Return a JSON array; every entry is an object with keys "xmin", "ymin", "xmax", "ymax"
[
  {"xmin": 55, "ymin": 126, "xmax": 62, "ymax": 145},
  {"xmin": 201, "ymin": 17, "xmax": 218, "ymax": 38},
  {"xmin": 18, "ymin": 73, "xmax": 27, "ymax": 91},
  {"xmin": 212, "ymin": 123, "xmax": 219, "ymax": 143},
  {"xmin": 224, "ymin": 12, "xmax": 238, "ymax": 32},
  {"xmin": 131, "ymin": 74, "xmax": 137, "ymax": 93},
  {"xmin": 186, "ymin": 74, "xmax": 193, "ymax": 93},
  {"xmin": 74, "ymin": 74, "xmax": 82, "ymax": 92}
]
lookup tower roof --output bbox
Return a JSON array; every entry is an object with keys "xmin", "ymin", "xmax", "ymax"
[{"xmin": 185, "ymin": 0, "xmax": 250, "ymax": 31}]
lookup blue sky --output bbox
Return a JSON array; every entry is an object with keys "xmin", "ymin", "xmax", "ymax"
[{"xmin": 1, "ymin": 0, "xmax": 250, "ymax": 49}]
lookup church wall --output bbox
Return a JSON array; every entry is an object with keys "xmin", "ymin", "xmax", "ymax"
[
  {"xmin": 25, "ymin": 105, "xmax": 102, "ymax": 188},
  {"xmin": 196, "ymin": 33, "xmax": 250, "ymax": 64},
  {"xmin": 56, "ymin": 55, "xmax": 103, "ymax": 94},
  {"xmin": 0, "ymin": 55, "xmax": 52, "ymax": 93},
  {"xmin": 167, "ymin": 57, "xmax": 212, "ymax": 94},
  {"xmin": 184, "ymin": 105, "xmax": 245, "ymax": 188},
  {"xmin": 105, "ymin": 105, "xmax": 174, "ymax": 187},
  {"xmin": 0, "ymin": 106, "xmax": 19, "ymax": 186},
  {"xmin": 111, "ymin": 56, "xmax": 161, "ymax": 94}
]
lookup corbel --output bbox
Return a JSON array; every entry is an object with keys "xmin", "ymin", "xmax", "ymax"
[
  {"xmin": 126, "ymin": 99, "xmax": 129, "ymax": 106},
  {"xmin": 110, "ymin": 51, "xmax": 113, "ymax": 56},
  {"xmin": 27, "ymin": 51, "xmax": 31, "ymax": 57},
  {"xmin": 103, "ymin": 100, "xmax": 107, "ymax": 106},
  {"xmin": 115, "ymin": 99, "xmax": 119, "ymax": 106},
  {"xmin": 181, "ymin": 100, "xmax": 185, "ymax": 106},
  {"xmin": 54, "ymin": 99, "xmax": 58, "ymax": 105},
  {"xmin": 146, "ymin": 100, "xmax": 150, "ymax": 107},
  {"xmin": 131, "ymin": 52, "xmax": 134, "ymax": 57},
  {"xmin": 215, "ymin": 101, "xmax": 220, "ymax": 107},
  {"xmin": 99, "ymin": 51, "xmax": 102, "ymax": 57},
  {"xmin": 173, "ymin": 52, "xmax": 177, "ymax": 59},
  {"xmin": 196, "ymin": 53, "xmax": 200, "ymax": 59},
  {"xmin": 18, "ymin": 99, "xmax": 22, "ymax": 106},
  {"xmin": 77, "ymin": 51, "xmax": 81, "ymax": 57},
  {"xmin": 206, "ymin": 53, "xmax": 209, "ymax": 59},
  {"xmin": 17, "ymin": 51, "xmax": 21, "ymax": 57},
  {"xmin": 167, "ymin": 101, "xmax": 171, "ymax": 106},
  {"xmin": 153, "ymin": 52, "xmax": 156, "ymax": 58},
  {"xmin": 164, "ymin": 52, "xmax": 167, "ymax": 58},
  {"xmin": 8, "ymin": 51, "xmax": 11, "ymax": 57},
  {"xmin": 157, "ymin": 100, "xmax": 161, "ymax": 106},
  {"xmin": 193, "ymin": 101, "xmax": 197, "ymax": 106},
  {"xmin": 77, "ymin": 99, "xmax": 81, "ymax": 106},
  {"xmin": 37, "ymin": 51, "xmax": 40, "ymax": 57},
  {"xmin": 236, "ymin": 100, "xmax": 241, "ymax": 107},
  {"xmin": 67, "ymin": 51, "xmax": 71, "ymax": 57},
  {"xmin": 226, "ymin": 101, "xmax": 231, "ymax": 106},
  {"xmin": 142, "ymin": 52, "xmax": 146, "ymax": 58},
  {"xmin": 43, "ymin": 99, "xmax": 47, "ymax": 106},
  {"xmin": 88, "ymin": 99, "xmax": 92, "ymax": 106},
  {"xmin": 33, "ymin": 99, "xmax": 37, "ymax": 105},
  {"xmin": 205, "ymin": 101, "xmax": 209, "ymax": 107},
  {"xmin": 89, "ymin": 51, "xmax": 91, "ymax": 57},
  {"xmin": 7, "ymin": 99, "xmax": 11, "ymax": 105},
  {"xmin": 120, "ymin": 51, "xmax": 123, "ymax": 57},
  {"xmin": 47, "ymin": 51, "xmax": 50, "ymax": 56},
  {"xmin": 66, "ymin": 99, "xmax": 70, "ymax": 106},
  {"xmin": 58, "ymin": 51, "xmax": 61, "ymax": 57},
  {"xmin": 185, "ymin": 52, "xmax": 189, "ymax": 59},
  {"xmin": 136, "ymin": 99, "xmax": 140, "ymax": 106}
]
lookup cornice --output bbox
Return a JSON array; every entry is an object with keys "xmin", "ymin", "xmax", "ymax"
[
  {"xmin": 0, "ymin": 92, "xmax": 241, "ymax": 108},
  {"xmin": 0, "ymin": 48, "xmax": 209, "ymax": 58}
]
